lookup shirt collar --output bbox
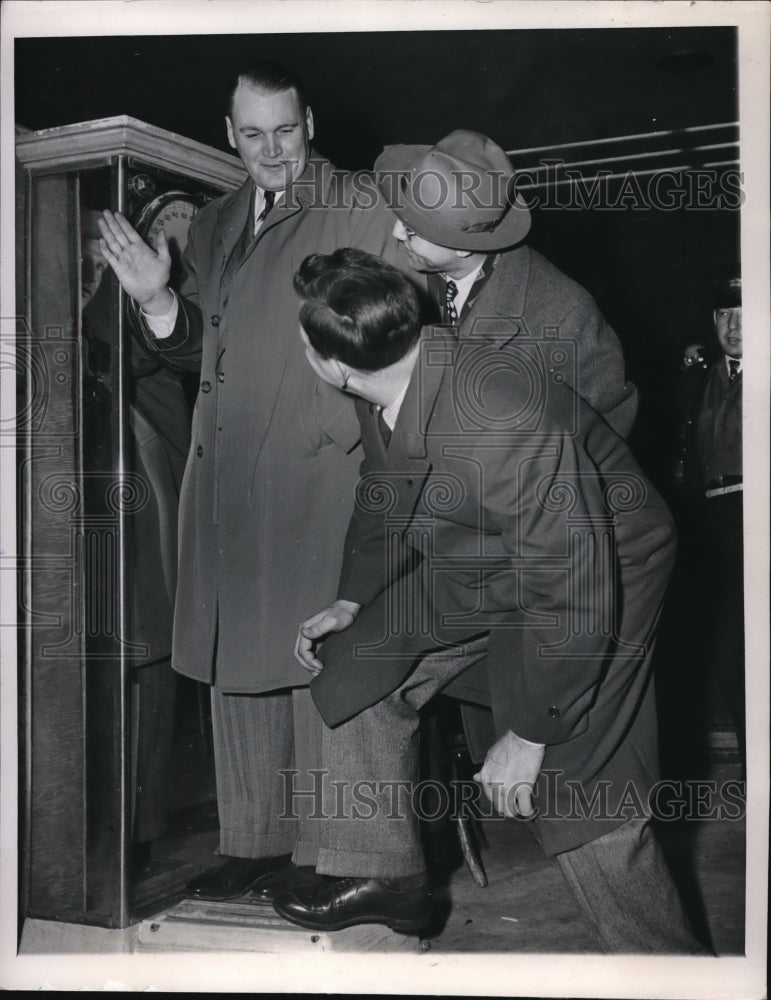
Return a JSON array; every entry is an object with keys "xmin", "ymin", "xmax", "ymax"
[
  {"xmin": 380, "ymin": 379, "xmax": 411, "ymax": 431},
  {"xmin": 440, "ymin": 262, "xmax": 483, "ymax": 310},
  {"xmin": 253, "ymin": 185, "xmax": 285, "ymax": 222}
]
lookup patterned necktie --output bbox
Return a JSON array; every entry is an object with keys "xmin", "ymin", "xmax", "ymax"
[
  {"xmin": 445, "ymin": 279, "xmax": 459, "ymax": 324},
  {"xmin": 728, "ymin": 357, "xmax": 740, "ymax": 382}
]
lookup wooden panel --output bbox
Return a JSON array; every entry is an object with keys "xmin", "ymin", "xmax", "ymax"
[
  {"xmin": 23, "ymin": 170, "xmax": 86, "ymax": 920},
  {"xmin": 18, "ymin": 121, "xmax": 244, "ymax": 930},
  {"xmin": 15, "ymin": 116, "xmax": 245, "ymax": 191}
]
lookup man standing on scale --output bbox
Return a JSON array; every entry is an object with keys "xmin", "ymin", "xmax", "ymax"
[{"xmin": 98, "ymin": 60, "xmax": 401, "ymax": 902}]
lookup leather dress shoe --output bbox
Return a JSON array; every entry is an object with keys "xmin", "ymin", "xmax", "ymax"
[
  {"xmin": 249, "ymin": 863, "xmax": 319, "ymax": 906},
  {"xmin": 273, "ymin": 873, "xmax": 433, "ymax": 933},
  {"xmin": 186, "ymin": 854, "xmax": 292, "ymax": 901}
]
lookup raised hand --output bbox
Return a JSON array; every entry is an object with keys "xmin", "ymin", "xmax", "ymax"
[
  {"xmin": 98, "ymin": 210, "xmax": 174, "ymax": 314},
  {"xmin": 294, "ymin": 599, "xmax": 361, "ymax": 675}
]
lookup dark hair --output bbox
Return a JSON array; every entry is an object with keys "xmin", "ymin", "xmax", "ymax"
[
  {"xmin": 294, "ymin": 249, "xmax": 421, "ymax": 372},
  {"xmin": 225, "ymin": 60, "xmax": 308, "ymax": 117}
]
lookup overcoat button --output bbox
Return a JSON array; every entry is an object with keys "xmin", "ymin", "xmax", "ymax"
[
  {"xmin": 201, "ymin": 381, "xmax": 212, "ymax": 393},
  {"xmin": 217, "ymin": 372, "xmax": 225, "ymax": 383},
  {"xmin": 196, "ymin": 445, "xmax": 203, "ymax": 457},
  {"xmin": 548, "ymin": 706, "xmax": 560, "ymax": 719},
  {"xmin": 211, "ymin": 315, "xmax": 220, "ymax": 327}
]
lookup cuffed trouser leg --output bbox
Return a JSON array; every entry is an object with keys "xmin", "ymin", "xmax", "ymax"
[
  {"xmin": 211, "ymin": 688, "xmax": 297, "ymax": 859},
  {"xmin": 210, "ymin": 686, "xmax": 325, "ymax": 862},
  {"xmin": 315, "ymin": 639, "xmax": 488, "ymax": 880},
  {"xmin": 555, "ymin": 818, "xmax": 711, "ymax": 954}
]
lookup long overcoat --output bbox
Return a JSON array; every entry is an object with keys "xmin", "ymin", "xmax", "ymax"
[
  {"xmin": 313, "ymin": 327, "xmax": 676, "ymax": 853},
  {"xmin": 139, "ymin": 155, "xmax": 397, "ymax": 692}
]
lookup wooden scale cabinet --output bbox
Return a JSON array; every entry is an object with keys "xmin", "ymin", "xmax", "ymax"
[{"xmin": 15, "ymin": 117, "xmax": 245, "ymax": 927}]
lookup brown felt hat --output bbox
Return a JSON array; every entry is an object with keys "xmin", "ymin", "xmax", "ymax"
[{"xmin": 375, "ymin": 130, "xmax": 531, "ymax": 251}]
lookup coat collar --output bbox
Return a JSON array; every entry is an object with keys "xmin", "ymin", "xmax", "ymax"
[
  {"xmin": 466, "ymin": 243, "xmax": 531, "ymax": 322},
  {"xmin": 393, "ymin": 325, "xmax": 457, "ymax": 460}
]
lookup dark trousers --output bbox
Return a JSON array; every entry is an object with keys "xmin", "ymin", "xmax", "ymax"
[
  {"xmin": 131, "ymin": 659, "xmax": 177, "ymax": 844},
  {"xmin": 704, "ymin": 492, "xmax": 745, "ymax": 754},
  {"xmin": 210, "ymin": 686, "xmax": 323, "ymax": 866}
]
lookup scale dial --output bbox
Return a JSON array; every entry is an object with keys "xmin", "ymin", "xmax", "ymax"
[{"xmin": 133, "ymin": 191, "xmax": 204, "ymax": 289}]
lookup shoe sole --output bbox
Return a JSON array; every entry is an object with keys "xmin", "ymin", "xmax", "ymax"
[
  {"xmin": 188, "ymin": 889, "xmax": 258, "ymax": 901},
  {"xmin": 188, "ymin": 877, "xmax": 267, "ymax": 902},
  {"xmin": 273, "ymin": 904, "xmax": 431, "ymax": 935}
]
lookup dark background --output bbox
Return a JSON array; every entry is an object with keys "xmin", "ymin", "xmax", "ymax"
[
  {"xmin": 15, "ymin": 25, "xmax": 741, "ymax": 488},
  {"xmin": 16, "ymin": 28, "xmax": 736, "ymax": 162}
]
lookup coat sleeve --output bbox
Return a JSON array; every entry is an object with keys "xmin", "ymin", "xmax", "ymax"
[
  {"xmin": 558, "ymin": 297, "xmax": 638, "ymax": 440},
  {"xmin": 132, "ymin": 212, "xmax": 205, "ymax": 373}
]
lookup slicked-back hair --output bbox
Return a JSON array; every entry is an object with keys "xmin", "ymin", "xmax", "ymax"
[
  {"xmin": 226, "ymin": 60, "xmax": 309, "ymax": 116},
  {"xmin": 294, "ymin": 249, "xmax": 422, "ymax": 373}
]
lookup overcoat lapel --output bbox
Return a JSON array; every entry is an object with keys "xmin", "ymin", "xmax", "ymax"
[
  {"xmin": 462, "ymin": 244, "xmax": 531, "ymax": 344},
  {"xmin": 385, "ymin": 326, "xmax": 456, "ymax": 518},
  {"xmin": 238, "ymin": 188, "xmax": 303, "ymax": 271},
  {"xmin": 215, "ymin": 179, "xmax": 254, "ymax": 281},
  {"xmin": 221, "ymin": 157, "xmax": 337, "ymax": 468},
  {"xmin": 214, "ymin": 177, "xmax": 307, "ymax": 282}
]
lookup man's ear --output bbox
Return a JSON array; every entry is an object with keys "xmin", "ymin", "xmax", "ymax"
[
  {"xmin": 333, "ymin": 358, "xmax": 350, "ymax": 389},
  {"xmin": 305, "ymin": 106, "xmax": 315, "ymax": 143},
  {"xmin": 455, "ymin": 249, "xmax": 473, "ymax": 260},
  {"xmin": 225, "ymin": 116, "xmax": 236, "ymax": 150}
]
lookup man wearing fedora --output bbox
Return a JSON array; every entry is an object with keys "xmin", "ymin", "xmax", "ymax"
[
  {"xmin": 270, "ymin": 248, "xmax": 708, "ymax": 954},
  {"xmin": 374, "ymin": 130, "xmax": 639, "ymax": 440}
]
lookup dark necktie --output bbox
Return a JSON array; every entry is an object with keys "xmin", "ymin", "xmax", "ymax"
[
  {"xmin": 371, "ymin": 402, "xmax": 392, "ymax": 448},
  {"xmin": 728, "ymin": 357, "xmax": 740, "ymax": 382},
  {"xmin": 221, "ymin": 188, "xmax": 275, "ymax": 306},
  {"xmin": 445, "ymin": 279, "xmax": 459, "ymax": 324},
  {"xmin": 256, "ymin": 189, "xmax": 275, "ymax": 228}
]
